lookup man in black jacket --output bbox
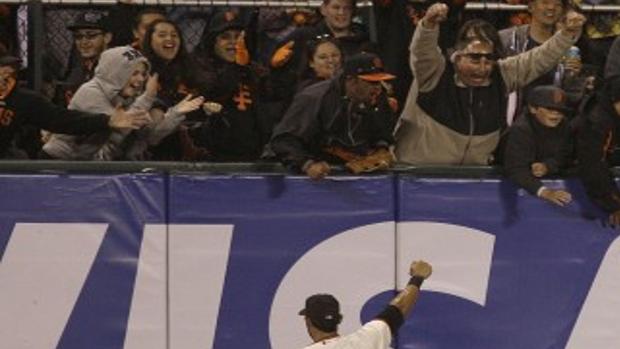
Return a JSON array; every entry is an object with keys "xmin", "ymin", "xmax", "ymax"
[
  {"xmin": 577, "ymin": 75, "xmax": 620, "ymax": 225},
  {"xmin": 0, "ymin": 55, "xmax": 150, "ymax": 159},
  {"xmin": 271, "ymin": 52, "xmax": 397, "ymax": 179}
]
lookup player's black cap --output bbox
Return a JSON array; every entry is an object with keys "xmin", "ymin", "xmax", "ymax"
[{"xmin": 299, "ymin": 294, "xmax": 343, "ymax": 332}]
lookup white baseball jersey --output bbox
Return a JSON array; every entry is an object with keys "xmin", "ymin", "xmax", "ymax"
[{"xmin": 302, "ymin": 320, "xmax": 392, "ymax": 349}]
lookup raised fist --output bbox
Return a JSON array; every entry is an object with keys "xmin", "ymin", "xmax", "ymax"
[
  {"xmin": 422, "ymin": 3, "xmax": 449, "ymax": 28},
  {"xmin": 559, "ymin": 10, "xmax": 586, "ymax": 38},
  {"xmin": 410, "ymin": 260, "xmax": 433, "ymax": 279}
]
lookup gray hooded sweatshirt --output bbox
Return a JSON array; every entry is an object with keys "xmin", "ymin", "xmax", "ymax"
[{"xmin": 44, "ymin": 46, "xmax": 184, "ymax": 160}]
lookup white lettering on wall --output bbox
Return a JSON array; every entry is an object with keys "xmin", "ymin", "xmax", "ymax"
[
  {"xmin": 0, "ymin": 223, "xmax": 107, "ymax": 349},
  {"xmin": 566, "ymin": 235, "xmax": 620, "ymax": 349}
]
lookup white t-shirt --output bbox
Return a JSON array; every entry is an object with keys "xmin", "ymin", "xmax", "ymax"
[{"xmin": 302, "ymin": 320, "xmax": 392, "ymax": 349}]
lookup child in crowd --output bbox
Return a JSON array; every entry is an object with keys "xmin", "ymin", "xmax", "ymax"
[{"xmin": 503, "ymin": 85, "xmax": 574, "ymax": 206}]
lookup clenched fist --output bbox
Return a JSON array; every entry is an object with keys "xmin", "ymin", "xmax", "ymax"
[
  {"xmin": 422, "ymin": 3, "xmax": 449, "ymax": 29},
  {"xmin": 410, "ymin": 260, "xmax": 433, "ymax": 279},
  {"xmin": 304, "ymin": 160, "xmax": 330, "ymax": 180},
  {"xmin": 559, "ymin": 10, "xmax": 586, "ymax": 38}
]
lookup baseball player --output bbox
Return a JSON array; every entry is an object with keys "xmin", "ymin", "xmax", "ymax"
[{"xmin": 298, "ymin": 260, "xmax": 432, "ymax": 348}]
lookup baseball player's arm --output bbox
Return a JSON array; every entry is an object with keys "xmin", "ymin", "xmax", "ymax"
[{"xmin": 374, "ymin": 260, "xmax": 432, "ymax": 334}]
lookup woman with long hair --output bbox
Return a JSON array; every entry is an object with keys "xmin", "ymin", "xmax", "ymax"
[
  {"xmin": 142, "ymin": 19, "xmax": 219, "ymax": 160},
  {"xmin": 297, "ymin": 36, "xmax": 343, "ymax": 91}
]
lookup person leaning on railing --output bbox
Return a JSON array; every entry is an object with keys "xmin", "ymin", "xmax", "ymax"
[
  {"xmin": 393, "ymin": 3, "xmax": 586, "ymax": 166},
  {"xmin": 0, "ymin": 55, "xmax": 150, "ymax": 160},
  {"xmin": 270, "ymin": 52, "xmax": 398, "ymax": 180},
  {"xmin": 503, "ymin": 85, "xmax": 575, "ymax": 207},
  {"xmin": 42, "ymin": 46, "xmax": 204, "ymax": 161}
]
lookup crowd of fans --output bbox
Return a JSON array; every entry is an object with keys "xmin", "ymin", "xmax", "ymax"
[{"xmin": 1, "ymin": 1, "xmax": 620, "ymax": 220}]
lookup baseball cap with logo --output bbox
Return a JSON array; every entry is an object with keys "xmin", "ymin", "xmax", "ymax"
[
  {"xmin": 299, "ymin": 294, "xmax": 343, "ymax": 332},
  {"xmin": 343, "ymin": 52, "xmax": 395, "ymax": 82},
  {"xmin": 208, "ymin": 11, "xmax": 244, "ymax": 34},
  {"xmin": 67, "ymin": 11, "xmax": 108, "ymax": 32},
  {"xmin": 527, "ymin": 85, "xmax": 571, "ymax": 113}
]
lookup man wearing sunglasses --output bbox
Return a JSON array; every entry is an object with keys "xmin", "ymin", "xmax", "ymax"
[
  {"xmin": 59, "ymin": 12, "xmax": 113, "ymax": 106},
  {"xmin": 394, "ymin": 2, "xmax": 585, "ymax": 166}
]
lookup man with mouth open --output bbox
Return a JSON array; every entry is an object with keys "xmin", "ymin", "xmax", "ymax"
[
  {"xmin": 270, "ymin": 52, "xmax": 398, "ymax": 179},
  {"xmin": 394, "ymin": 2, "xmax": 585, "ymax": 166}
]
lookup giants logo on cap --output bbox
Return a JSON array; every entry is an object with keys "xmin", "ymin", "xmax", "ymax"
[
  {"xmin": 224, "ymin": 11, "xmax": 236, "ymax": 22},
  {"xmin": 83, "ymin": 12, "xmax": 103, "ymax": 23},
  {"xmin": 553, "ymin": 89, "xmax": 565, "ymax": 104}
]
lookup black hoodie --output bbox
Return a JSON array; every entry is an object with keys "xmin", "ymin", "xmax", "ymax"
[{"xmin": 577, "ymin": 75, "xmax": 620, "ymax": 213}]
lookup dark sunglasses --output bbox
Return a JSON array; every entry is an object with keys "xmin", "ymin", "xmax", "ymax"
[
  {"xmin": 74, "ymin": 31, "xmax": 104, "ymax": 41},
  {"xmin": 463, "ymin": 53, "xmax": 498, "ymax": 62},
  {"xmin": 308, "ymin": 33, "xmax": 336, "ymax": 48}
]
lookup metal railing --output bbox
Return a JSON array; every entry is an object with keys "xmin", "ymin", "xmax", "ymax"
[
  {"xmin": 0, "ymin": 160, "xmax": 588, "ymax": 178},
  {"xmin": 0, "ymin": 160, "xmax": 504, "ymax": 176}
]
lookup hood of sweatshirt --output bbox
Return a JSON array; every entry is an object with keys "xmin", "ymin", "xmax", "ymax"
[{"xmin": 93, "ymin": 46, "xmax": 151, "ymax": 101}]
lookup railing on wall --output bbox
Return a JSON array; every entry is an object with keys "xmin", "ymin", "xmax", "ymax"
[
  {"xmin": 0, "ymin": 160, "xmax": 504, "ymax": 177},
  {"xmin": 0, "ymin": 160, "xmax": 595, "ymax": 178}
]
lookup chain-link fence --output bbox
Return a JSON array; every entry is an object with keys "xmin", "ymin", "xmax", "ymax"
[
  {"xmin": 3, "ymin": 1, "xmax": 620, "ymax": 94},
  {"xmin": 15, "ymin": 3, "xmax": 327, "ymax": 95},
  {"xmin": 37, "ymin": 5, "xmax": 215, "ymax": 96},
  {"xmin": 42, "ymin": 5, "xmax": 214, "ymax": 74}
]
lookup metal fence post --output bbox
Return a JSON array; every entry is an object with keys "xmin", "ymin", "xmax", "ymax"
[{"xmin": 27, "ymin": 0, "xmax": 44, "ymax": 92}]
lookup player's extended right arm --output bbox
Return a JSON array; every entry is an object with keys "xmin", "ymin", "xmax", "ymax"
[{"xmin": 374, "ymin": 260, "xmax": 433, "ymax": 335}]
